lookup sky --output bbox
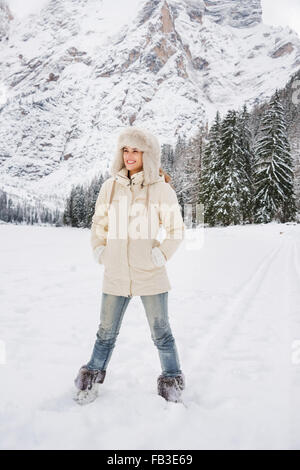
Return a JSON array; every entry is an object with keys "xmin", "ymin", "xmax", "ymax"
[
  {"xmin": 261, "ymin": 0, "xmax": 300, "ymax": 35},
  {"xmin": 6, "ymin": 0, "xmax": 300, "ymax": 37}
]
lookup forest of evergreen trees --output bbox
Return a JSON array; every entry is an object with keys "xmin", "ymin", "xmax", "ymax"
[
  {"xmin": 200, "ymin": 91, "xmax": 297, "ymax": 225},
  {"xmin": 0, "ymin": 189, "xmax": 62, "ymax": 226},
  {"xmin": 62, "ymin": 171, "xmax": 108, "ymax": 228}
]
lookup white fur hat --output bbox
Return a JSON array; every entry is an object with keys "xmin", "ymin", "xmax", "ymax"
[{"xmin": 110, "ymin": 126, "xmax": 161, "ymax": 185}]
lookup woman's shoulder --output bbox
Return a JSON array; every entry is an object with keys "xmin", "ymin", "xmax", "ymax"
[
  {"xmin": 100, "ymin": 176, "xmax": 116, "ymax": 193},
  {"xmin": 103, "ymin": 176, "xmax": 115, "ymax": 186},
  {"xmin": 95, "ymin": 177, "xmax": 116, "ymax": 205},
  {"xmin": 153, "ymin": 181, "xmax": 178, "ymax": 203}
]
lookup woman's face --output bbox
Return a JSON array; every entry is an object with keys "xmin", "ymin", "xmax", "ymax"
[{"xmin": 123, "ymin": 146, "xmax": 143, "ymax": 174}]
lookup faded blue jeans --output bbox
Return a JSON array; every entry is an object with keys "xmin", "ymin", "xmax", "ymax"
[{"xmin": 86, "ymin": 292, "xmax": 182, "ymax": 377}]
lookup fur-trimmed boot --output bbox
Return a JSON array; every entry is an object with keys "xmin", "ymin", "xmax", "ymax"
[
  {"xmin": 157, "ymin": 373, "xmax": 185, "ymax": 403},
  {"xmin": 73, "ymin": 364, "xmax": 106, "ymax": 405}
]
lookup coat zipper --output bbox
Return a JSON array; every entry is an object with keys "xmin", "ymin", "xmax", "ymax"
[{"xmin": 127, "ymin": 177, "xmax": 133, "ymax": 297}]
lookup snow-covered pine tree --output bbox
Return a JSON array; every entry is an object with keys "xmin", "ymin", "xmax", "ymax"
[
  {"xmin": 63, "ymin": 192, "xmax": 72, "ymax": 226},
  {"xmin": 237, "ymin": 104, "xmax": 255, "ymax": 224},
  {"xmin": 77, "ymin": 185, "xmax": 87, "ymax": 227},
  {"xmin": 172, "ymin": 134, "xmax": 188, "ymax": 208},
  {"xmin": 178, "ymin": 127, "xmax": 203, "ymax": 228},
  {"xmin": 253, "ymin": 89, "xmax": 297, "ymax": 223},
  {"xmin": 86, "ymin": 173, "xmax": 105, "ymax": 227},
  {"xmin": 282, "ymin": 71, "xmax": 300, "ymax": 218},
  {"xmin": 181, "ymin": 128, "xmax": 202, "ymax": 204},
  {"xmin": 161, "ymin": 143, "xmax": 175, "ymax": 178},
  {"xmin": 214, "ymin": 109, "xmax": 244, "ymax": 226},
  {"xmin": 199, "ymin": 111, "xmax": 222, "ymax": 226},
  {"xmin": 0, "ymin": 190, "xmax": 8, "ymax": 221}
]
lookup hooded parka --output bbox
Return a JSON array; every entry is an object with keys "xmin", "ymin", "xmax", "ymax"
[{"xmin": 91, "ymin": 126, "xmax": 185, "ymax": 297}]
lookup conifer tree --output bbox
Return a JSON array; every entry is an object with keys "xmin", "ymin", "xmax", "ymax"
[
  {"xmin": 199, "ymin": 111, "xmax": 222, "ymax": 226},
  {"xmin": 214, "ymin": 109, "xmax": 244, "ymax": 226},
  {"xmin": 72, "ymin": 185, "xmax": 86, "ymax": 228},
  {"xmin": 183, "ymin": 126, "xmax": 203, "ymax": 207},
  {"xmin": 173, "ymin": 134, "xmax": 187, "ymax": 207},
  {"xmin": 237, "ymin": 104, "xmax": 255, "ymax": 224},
  {"xmin": 161, "ymin": 143, "xmax": 174, "ymax": 178},
  {"xmin": 253, "ymin": 89, "xmax": 297, "ymax": 223},
  {"xmin": 86, "ymin": 174, "xmax": 104, "ymax": 226}
]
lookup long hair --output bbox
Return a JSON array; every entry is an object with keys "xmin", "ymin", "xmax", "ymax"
[{"xmin": 159, "ymin": 167, "xmax": 174, "ymax": 189}]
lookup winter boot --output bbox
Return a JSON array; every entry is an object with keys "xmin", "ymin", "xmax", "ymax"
[
  {"xmin": 73, "ymin": 364, "xmax": 106, "ymax": 405},
  {"xmin": 157, "ymin": 373, "xmax": 185, "ymax": 403}
]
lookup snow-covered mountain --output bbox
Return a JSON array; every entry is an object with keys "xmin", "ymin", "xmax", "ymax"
[
  {"xmin": 0, "ymin": 0, "xmax": 13, "ymax": 41},
  {"xmin": 203, "ymin": 0, "xmax": 262, "ymax": 28},
  {"xmin": 1, "ymin": 0, "xmax": 300, "ymax": 207}
]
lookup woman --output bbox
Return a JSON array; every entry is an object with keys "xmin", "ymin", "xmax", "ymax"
[{"xmin": 73, "ymin": 126, "xmax": 186, "ymax": 405}]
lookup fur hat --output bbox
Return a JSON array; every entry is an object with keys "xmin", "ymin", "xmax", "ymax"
[{"xmin": 110, "ymin": 126, "xmax": 161, "ymax": 186}]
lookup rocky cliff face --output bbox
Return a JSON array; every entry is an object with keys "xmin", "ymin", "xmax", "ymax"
[
  {"xmin": 0, "ymin": 0, "xmax": 299, "ymax": 206},
  {"xmin": 0, "ymin": 0, "xmax": 13, "ymax": 41},
  {"xmin": 203, "ymin": 0, "xmax": 262, "ymax": 28}
]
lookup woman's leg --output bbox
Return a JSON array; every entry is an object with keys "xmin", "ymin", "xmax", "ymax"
[
  {"xmin": 86, "ymin": 293, "xmax": 131, "ymax": 371},
  {"xmin": 140, "ymin": 291, "xmax": 182, "ymax": 377}
]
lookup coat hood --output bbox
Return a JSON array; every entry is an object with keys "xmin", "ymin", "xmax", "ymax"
[{"xmin": 110, "ymin": 126, "xmax": 162, "ymax": 186}]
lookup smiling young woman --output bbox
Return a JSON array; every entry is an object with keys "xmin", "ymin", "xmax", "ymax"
[
  {"xmin": 123, "ymin": 145, "xmax": 143, "ymax": 176},
  {"xmin": 73, "ymin": 126, "xmax": 186, "ymax": 405}
]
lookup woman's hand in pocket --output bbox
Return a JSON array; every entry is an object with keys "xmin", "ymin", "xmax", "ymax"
[
  {"xmin": 151, "ymin": 246, "xmax": 167, "ymax": 267},
  {"xmin": 93, "ymin": 245, "xmax": 106, "ymax": 265}
]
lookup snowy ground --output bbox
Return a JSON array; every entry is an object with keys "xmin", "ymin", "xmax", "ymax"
[{"xmin": 1, "ymin": 221, "xmax": 300, "ymax": 450}]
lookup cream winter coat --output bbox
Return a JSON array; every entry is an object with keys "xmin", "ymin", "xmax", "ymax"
[{"xmin": 90, "ymin": 127, "xmax": 185, "ymax": 297}]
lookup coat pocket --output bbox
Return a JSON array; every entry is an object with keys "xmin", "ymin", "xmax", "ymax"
[
  {"xmin": 128, "ymin": 239, "xmax": 157, "ymax": 271},
  {"xmin": 103, "ymin": 239, "xmax": 127, "ymax": 276}
]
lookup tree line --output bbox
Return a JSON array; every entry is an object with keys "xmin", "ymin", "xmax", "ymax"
[{"xmin": 0, "ymin": 189, "xmax": 62, "ymax": 225}]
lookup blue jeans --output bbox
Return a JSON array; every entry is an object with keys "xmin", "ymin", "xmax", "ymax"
[{"xmin": 86, "ymin": 292, "xmax": 182, "ymax": 377}]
